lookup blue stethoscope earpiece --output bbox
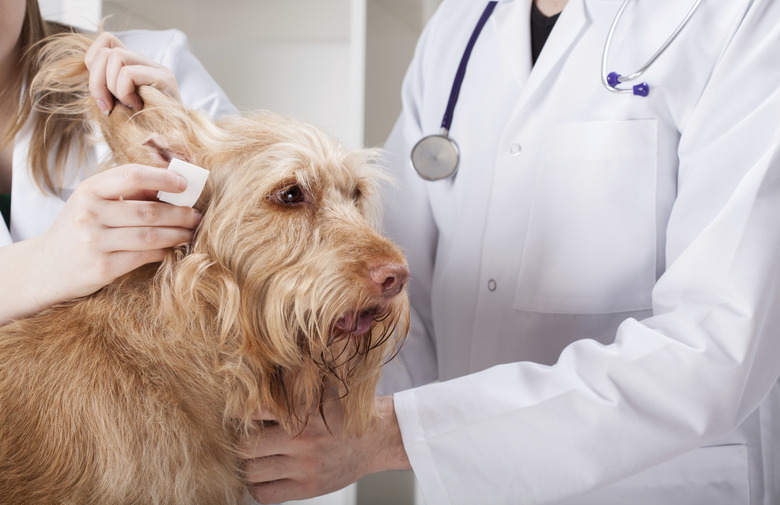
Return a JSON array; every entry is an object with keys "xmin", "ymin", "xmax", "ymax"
[{"xmin": 606, "ymin": 72, "xmax": 649, "ymax": 97}]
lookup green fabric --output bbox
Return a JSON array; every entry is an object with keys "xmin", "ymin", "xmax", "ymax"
[{"xmin": 0, "ymin": 193, "xmax": 10, "ymax": 228}]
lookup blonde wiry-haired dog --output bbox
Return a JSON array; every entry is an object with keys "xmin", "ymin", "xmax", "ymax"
[{"xmin": 0, "ymin": 33, "xmax": 409, "ymax": 505}]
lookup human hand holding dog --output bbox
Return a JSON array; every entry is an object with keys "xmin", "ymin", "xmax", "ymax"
[
  {"xmin": 0, "ymin": 33, "xmax": 197, "ymax": 327},
  {"xmin": 1, "ymin": 164, "xmax": 200, "ymax": 325},
  {"xmin": 85, "ymin": 31, "xmax": 182, "ymax": 114},
  {"xmin": 240, "ymin": 395, "xmax": 411, "ymax": 504}
]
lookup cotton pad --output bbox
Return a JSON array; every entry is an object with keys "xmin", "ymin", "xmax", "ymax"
[{"xmin": 157, "ymin": 158, "xmax": 209, "ymax": 208}]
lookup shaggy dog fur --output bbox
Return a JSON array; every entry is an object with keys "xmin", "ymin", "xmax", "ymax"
[{"xmin": 0, "ymin": 33, "xmax": 409, "ymax": 505}]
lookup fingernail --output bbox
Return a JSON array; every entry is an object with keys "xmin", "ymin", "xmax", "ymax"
[
  {"xmin": 97, "ymin": 99, "xmax": 110, "ymax": 116},
  {"xmin": 193, "ymin": 211, "xmax": 203, "ymax": 226},
  {"xmin": 176, "ymin": 175, "xmax": 188, "ymax": 190}
]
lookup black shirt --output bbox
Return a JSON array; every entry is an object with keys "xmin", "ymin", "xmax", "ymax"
[
  {"xmin": 530, "ymin": 2, "xmax": 561, "ymax": 64},
  {"xmin": 0, "ymin": 193, "xmax": 9, "ymax": 229}
]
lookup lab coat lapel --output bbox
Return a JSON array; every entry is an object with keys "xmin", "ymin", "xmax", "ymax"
[
  {"xmin": 515, "ymin": 0, "xmax": 589, "ymax": 110},
  {"xmin": 492, "ymin": 0, "xmax": 533, "ymax": 89}
]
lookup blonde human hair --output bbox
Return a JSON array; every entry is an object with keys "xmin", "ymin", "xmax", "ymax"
[{"xmin": 0, "ymin": 0, "xmax": 81, "ymax": 196}]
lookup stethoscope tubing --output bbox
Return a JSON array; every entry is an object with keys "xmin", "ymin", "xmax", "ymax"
[
  {"xmin": 411, "ymin": 1, "xmax": 498, "ymax": 181},
  {"xmin": 440, "ymin": 0, "xmax": 499, "ymax": 134},
  {"xmin": 414, "ymin": 0, "xmax": 706, "ymax": 181},
  {"xmin": 601, "ymin": 0, "xmax": 706, "ymax": 94}
]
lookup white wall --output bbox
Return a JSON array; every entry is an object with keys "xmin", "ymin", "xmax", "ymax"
[
  {"xmin": 38, "ymin": 0, "xmax": 101, "ymax": 29},
  {"xmin": 103, "ymin": 0, "xmax": 361, "ymax": 146},
  {"xmin": 99, "ymin": 0, "xmax": 439, "ymax": 150},
  {"xmin": 39, "ymin": 0, "xmax": 441, "ymax": 145}
]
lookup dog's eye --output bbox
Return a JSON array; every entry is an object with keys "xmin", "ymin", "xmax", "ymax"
[
  {"xmin": 278, "ymin": 185, "xmax": 304, "ymax": 205},
  {"xmin": 352, "ymin": 188, "xmax": 362, "ymax": 202}
]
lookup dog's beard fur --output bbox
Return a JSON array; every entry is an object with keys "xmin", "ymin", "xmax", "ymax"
[{"xmin": 0, "ymin": 33, "xmax": 409, "ymax": 505}]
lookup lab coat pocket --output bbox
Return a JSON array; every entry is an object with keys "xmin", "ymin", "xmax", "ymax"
[{"xmin": 514, "ymin": 119, "xmax": 658, "ymax": 314}]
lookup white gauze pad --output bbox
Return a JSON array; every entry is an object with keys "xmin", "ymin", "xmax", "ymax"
[{"xmin": 157, "ymin": 158, "xmax": 209, "ymax": 208}]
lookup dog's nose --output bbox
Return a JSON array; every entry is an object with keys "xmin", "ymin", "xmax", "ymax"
[{"xmin": 369, "ymin": 264, "xmax": 410, "ymax": 298}]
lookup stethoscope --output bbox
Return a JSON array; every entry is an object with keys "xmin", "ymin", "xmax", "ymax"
[
  {"xmin": 602, "ymin": 0, "xmax": 705, "ymax": 97},
  {"xmin": 411, "ymin": 0, "xmax": 706, "ymax": 182}
]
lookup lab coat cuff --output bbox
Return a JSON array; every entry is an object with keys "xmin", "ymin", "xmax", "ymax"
[{"xmin": 394, "ymin": 388, "xmax": 451, "ymax": 505}]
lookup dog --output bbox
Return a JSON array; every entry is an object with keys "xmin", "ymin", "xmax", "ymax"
[{"xmin": 0, "ymin": 33, "xmax": 409, "ymax": 505}]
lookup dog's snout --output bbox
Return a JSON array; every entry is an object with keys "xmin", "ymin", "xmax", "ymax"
[{"xmin": 369, "ymin": 264, "xmax": 410, "ymax": 298}]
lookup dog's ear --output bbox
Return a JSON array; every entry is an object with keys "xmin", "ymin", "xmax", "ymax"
[
  {"xmin": 141, "ymin": 135, "xmax": 193, "ymax": 167},
  {"xmin": 100, "ymin": 86, "xmax": 206, "ymax": 169}
]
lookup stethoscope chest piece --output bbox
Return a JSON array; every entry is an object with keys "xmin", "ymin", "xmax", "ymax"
[
  {"xmin": 411, "ymin": 130, "xmax": 461, "ymax": 181},
  {"xmin": 410, "ymin": 0, "xmax": 498, "ymax": 182}
]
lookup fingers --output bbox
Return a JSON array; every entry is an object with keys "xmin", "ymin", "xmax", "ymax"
[
  {"xmin": 85, "ymin": 32, "xmax": 181, "ymax": 114},
  {"xmin": 95, "ymin": 200, "xmax": 202, "ymax": 229},
  {"xmin": 239, "ymin": 424, "xmax": 306, "ymax": 503},
  {"xmin": 102, "ymin": 51, "xmax": 144, "ymax": 111},
  {"xmin": 112, "ymin": 63, "xmax": 180, "ymax": 109},
  {"xmin": 65, "ymin": 163, "xmax": 201, "ymax": 270},
  {"xmin": 84, "ymin": 31, "xmax": 122, "ymax": 68},
  {"xmin": 237, "ymin": 393, "xmax": 355, "ymax": 503},
  {"xmin": 249, "ymin": 477, "xmax": 313, "ymax": 505},
  {"xmin": 100, "ymin": 249, "xmax": 169, "ymax": 279},
  {"xmin": 68, "ymin": 164, "xmax": 201, "ymax": 253},
  {"xmin": 85, "ymin": 32, "xmax": 122, "ymax": 113},
  {"xmin": 90, "ymin": 226, "xmax": 193, "ymax": 278},
  {"xmin": 94, "ymin": 224, "xmax": 195, "ymax": 253},
  {"xmin": 238, "ymin": 421, "xmax": 294, "ymax": 460},
  {"xmin": 242, "ymin": 451, "xmax": 320, "ymax": 505},
  {"xmin": 242, "ymin": 453, "xmax": 294, "ymax": 484},
  {"xmin": 85, "ymin": 164, "xmax": 187, "ymax": 201},
  {"xmin": 33, "ymin": 161, "xmax": 204, "ymax": 305}
]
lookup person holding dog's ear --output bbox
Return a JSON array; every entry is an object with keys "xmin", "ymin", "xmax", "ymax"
[
  {"xmin": 241, "ymin": 0, "xmax": 780, "ymax": 504},
  {"xmin": 0, "ymin": 0, "xmax": 236, "ymax": 326}
]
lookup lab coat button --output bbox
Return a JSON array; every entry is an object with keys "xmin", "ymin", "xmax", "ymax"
[
  {"xmin": 509, "ymin": 144, "xmax": 522, "ymax": 156},
  {"xmin": 488, "ymin": 279, "xmax": 497, "ymax": 291}
]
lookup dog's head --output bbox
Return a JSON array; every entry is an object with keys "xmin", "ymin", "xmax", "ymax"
[
  {"xmin": 33, "ymin": 33, "xmax": 410, "ymax": 436},
  {"xmin": 132, "ymin": 92, "xmax": 411, "ymax": 436}
]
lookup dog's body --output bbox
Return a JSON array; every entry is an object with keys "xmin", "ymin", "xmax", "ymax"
[
  {"xmin": 0, "ymin": 33, "xmax": 409, "ymax": 505},
  {"xmin": 1, "ymin": 269, "xmax": 241, "ymax": 504}
]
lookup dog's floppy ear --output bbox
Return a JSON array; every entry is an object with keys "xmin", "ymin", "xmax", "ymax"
[
  {"xmin": 100, "ymin": 86, "xmax": 211, "ymax": 169},
  {"xmin": 30, "ymin": 32, "xmax": 219, "ymax": 173},
  {"xmin": 141, "ymin": 135, "xmax": 193, "ymax": 167}
]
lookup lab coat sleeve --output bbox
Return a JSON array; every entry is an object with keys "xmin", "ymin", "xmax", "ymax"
[
  {"xmin": 376, "ymin": 16, "xmax": 442, "ymax": 395},
  {"xmin": 393, "ymin": 2, "xmax": 780, "ymax": 504}
]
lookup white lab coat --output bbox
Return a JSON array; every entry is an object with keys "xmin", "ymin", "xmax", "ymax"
[
  {"xmin": 379, "ymin": 0, "xmax": 780, "ymax": 503},
  {"xmin": 0, "ymin": 29, "xmax": 236, "ymax": 248}
]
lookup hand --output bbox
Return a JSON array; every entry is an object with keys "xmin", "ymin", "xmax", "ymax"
[
  {"xmin": 30, "ymin": 163, "xmax": 200, "ymax": 307},
  {"xmin": 239, "ymin": 395, "xmax": 410, "ymax": 504},
  {"xmin": 84, "ymin": 31, "xmax": 182, "ymax": 114}
]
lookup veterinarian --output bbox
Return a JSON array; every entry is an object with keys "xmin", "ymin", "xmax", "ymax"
[
  {"xmin": 0, "ymin": 0, "xmax": 236, "ymax": 325},
  {"xmin": 241, "ymin": 0, "xmax": 780, "ymax": 503}
]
